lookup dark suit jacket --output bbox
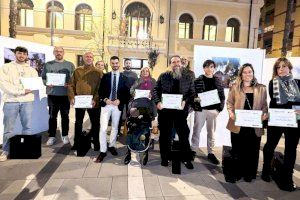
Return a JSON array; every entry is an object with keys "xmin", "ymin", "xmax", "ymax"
[{"xmin": 98, "ymin": 72, "xmax": 129, "ymax": 111}]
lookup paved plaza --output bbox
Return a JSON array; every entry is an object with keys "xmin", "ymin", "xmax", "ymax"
[{"xmin": 0, "ymin": 109, "xmax": 299, "ymax": 200}]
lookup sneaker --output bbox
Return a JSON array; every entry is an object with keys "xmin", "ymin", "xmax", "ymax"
[
  {"xmin": 0, "ymin": 151, "xmax": 8, "ymax": 162},
  {"xmin": 207, "ymin": 153, "xmax": 220, "ymax": 165},
  {"xmin": 62, "ymin": 136, "xmax": 70, "ymax": 145},
  {"xmin": 46, "ymin": 137, "xmax": 56, "ymax": 146}
]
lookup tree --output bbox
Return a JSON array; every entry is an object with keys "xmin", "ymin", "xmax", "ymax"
[
  {"xmin": 9, "ymin": 0, "xmax": 18, "ymax": 38},
  {"xmin": 281, "ymin": 0, "xmax": 294, "ymax": 57}
]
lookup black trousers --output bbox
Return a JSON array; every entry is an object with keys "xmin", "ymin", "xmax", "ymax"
[
  {"xmin": 74, "ymin": 108, "xmax": 100, "ymax": 146},
  {"xmin": 48, "ymin": 95, "xmax": 70, "ymax": 137},
  {"xmin": 158, "ymin": 109, "xmax": 192, "ymax": 162},
  {"xmin": 231, "ymin": 127, "xmax": 261, "ymax": 179},
  {"xmin": 263, "ymin": 125, "xmax": 300, "ymax": 176}
]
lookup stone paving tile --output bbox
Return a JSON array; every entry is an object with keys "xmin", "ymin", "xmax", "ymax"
[
  {"xmin": 110, "ymin": 176, "xmax": 128, "ymax": 199},
  {"xmin": 53, "ymin": 178, "xmax": 112, "ymax": 200},
  {"xmin": 143, "ymin": 176, "xmax": 163, "ymax": 198},
  {"xmin": 50, "ymin": 156, "xmax": 90, "ymax": 179},
  {"xmin": 99, "ymin": 158, "xmax": 128, "ymax": 178},
  {"xmin": 0, "ymin": 179, "xmax": 40, "ymax": 200},
  {"xmin": 83, "ymin": 158, "xmax": 102, "ymax": 178},
  {"xmin": 164, "ymin": 194, "xmax": 215, "ymax": 200},
  {"xmin": 34, "ymin": 178, "xmax": 64, "ymax": 200}
]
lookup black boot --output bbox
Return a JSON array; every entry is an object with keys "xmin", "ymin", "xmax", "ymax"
[{"xmin": 261, "ymin": 164, "xmax": 271, "ymax": 182}]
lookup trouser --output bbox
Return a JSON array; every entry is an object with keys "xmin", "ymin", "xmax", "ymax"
[
  {"xmin": 158, "ymin": 109, "xmax": 192, "ymax": 162},
  {"xmin": 231, "ymin": 127, "xmax": 261, "ymax": 179},
  {"xmin": 263, "ymin": 125, "xmax": 300, "ymax": 178},
  {"xmin": 99, "ymin": 105, "xmax": 122, "ymax": 152},
  {"xmin": 2, "ymin": 102, "xmax": 33, "ymax": 152},
  {"xmin": 191, "ymin": 110, "xmax": 219, "ymax": 154},
  {"xmin": 74, "ymin": 108, "xmax": 100, "ymax": 146},
  {"xmin": 47, "ymin": 95, "xmax": 70, "ymax": 137}
]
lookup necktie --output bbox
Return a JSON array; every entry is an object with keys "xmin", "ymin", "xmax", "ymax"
[{"xmin": 111, "ymin": 74, "xmax": 117, "ymax": 100}]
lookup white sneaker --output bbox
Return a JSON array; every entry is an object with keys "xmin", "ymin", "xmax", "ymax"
[
  {"xmin": 46, "ymin": 137, "xmax": 56, "ymax": 146},
  {"xmin": 0, "ymin": 151, "xmax": 8, "ymax": 162},
  {"xmin": 62, "ymin": 136, "xmax": 70, "ymax": 144}
]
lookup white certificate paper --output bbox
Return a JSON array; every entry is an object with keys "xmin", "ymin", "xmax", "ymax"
[
  {"xmin": 46, "ymin": 73, "xmax": 66, "ymax": 86},
  {"xmin": 198, "ymin": 89, "xmax": 220, "ymax": 107},
  {"xmin": 134, "ymin": 89, "xmax": 150, "ymax": 100},
  {"xmin": 21, "ymin": 77, "xmax": 44, "ymax": 90},
  {"xmin": 235, "ymin": 110, "xmax": 263, "ymax": 128},
  {"xmin": 162, "ymin": 94, "xmax": 183, "ymax": 110},
  {"xmin": 268, "ymin": 109, "xmax": 297, "ymax": 128},
  {"xmin": 74, "ymin": 95, "xmax": 93, "ymax": 108}
]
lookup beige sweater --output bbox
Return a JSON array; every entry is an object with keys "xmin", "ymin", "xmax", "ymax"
[{"xmin": 0, "ymin": 61, "xmax": 38, "ymax": 102}]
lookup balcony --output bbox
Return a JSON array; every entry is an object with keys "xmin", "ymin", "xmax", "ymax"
[
  {"xmin": 16, "ymin": 26, "xmax": 94, "ymax": 39},
  {"xmin": 107, "ymin": 36, "xmax": 166, "ymax": 54}
]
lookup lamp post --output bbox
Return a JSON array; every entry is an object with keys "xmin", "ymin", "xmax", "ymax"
[{"xmin": 50, "ymin": 0, "xmax": 54, "ymax": 46}]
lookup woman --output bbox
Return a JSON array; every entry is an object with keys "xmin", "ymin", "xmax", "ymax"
[
  {"xmin": 124, "ymin": 66, "xmax": 157, "ymax": 165},
  {"xmin": 261, "ymin": 58, "xmax": 300, "ymax": 191},
  {"xmin": 95, "ymin": 60, "xmax": 106, "ymax": 73},
  {"xmin": 226, "ymin": 63, "xmax": 268, "ymax": 182}
]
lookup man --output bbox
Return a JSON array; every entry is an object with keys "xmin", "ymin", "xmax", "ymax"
[
  {"xmin": 41, "ymin": 47, "xmax": 75, "ymax": 146},
  {"xmin": 191, "ymin": 60, "xmax": 225, "ymax": 165},
  {"xmin": 153, "ymin": 55, "xmax": 195, "ymax": 169},
  {"xmin": 181, "ymin": 57, "xmax": 195, "ymax": 80},
  {"xmin": 119, "ymin": 58, "xmax": 138, "ymax": 134},
  {"xmin": 68, "ymin": 52, "xmax": 102, "ymax": 151},
  {"xmin": 94, "ymin": 56, "xmax": 128, "ymax": 162},
  {"xmin": 0, "ymin": 46, "xmax": 38, "ymax": 161}
]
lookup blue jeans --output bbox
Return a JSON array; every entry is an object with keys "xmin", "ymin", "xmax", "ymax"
[{"xmin": 2, "ymin": 102, "xmax": 33, "ymax": 152}]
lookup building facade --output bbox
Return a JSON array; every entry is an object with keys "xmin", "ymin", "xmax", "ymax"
[
  {"xmin": 0, "ymin": 0, "xmax": 264, "ymax": 78},
  {"xmin": 258, "ymin": 0, "xmax": 300, "ymax": 58}
]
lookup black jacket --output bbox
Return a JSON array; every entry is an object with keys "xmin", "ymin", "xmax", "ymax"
[
  {"xmin": 153, "ymin": 71, "xmax": 195, "ymax": 112},
  {"xmin": 193, "ymin": 75, "xmax": 225, "ymax": 112},
  {"xmin": 98, "ymin": 72, "xmax": 129, "ymax": 111}
]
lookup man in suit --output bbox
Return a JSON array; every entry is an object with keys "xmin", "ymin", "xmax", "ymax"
[{"xmin": 94, "ymin": 56, "xmax": 128, "ymax": 162}]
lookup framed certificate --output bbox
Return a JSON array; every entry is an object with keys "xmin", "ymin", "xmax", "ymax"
[
  {"xmin": 21, "ymin": 77, "xmax": 44, "ymax": 90},
  {"xmin": 162, "ymin": 94, "xmax": 183, "ymax": 110},
  {"xmin": 134, "ymin": 89, "xmax": 150, "ymax": 100},
  {"xmin": 268, "ymin": 109, "xmax": 297, "ymax": 128},
  {"xmin": 46, "ymin": 73, "xmax": 66, "ymax": 86},
  {"xmin": 198, "ymin": 89, "xmax": 220, "ymax": 107},
  {"xmin": 235, "ymin": 109, "xmax": 263, "ymax": 128},
  {"xmin": 74, "ymin": 95, "xmax": 93, "ymax": 108},
  {"xmin": 292, "ymin": 105, "xmax": 300, "ymax": 120}
]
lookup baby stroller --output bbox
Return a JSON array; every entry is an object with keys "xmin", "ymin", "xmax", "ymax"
[{"xmin": 126, "ymin": 97, "xmax": 157, "ymax": 165}]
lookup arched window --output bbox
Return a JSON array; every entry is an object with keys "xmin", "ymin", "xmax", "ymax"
[
  {"xmin": 125, "ymin": 2, "xmax": 151, "ymax": 39},
  {"xmin": 203, "ymin": 16, "xmax": 217, "ymax": 41},
  {"xmin": 225, "ymin": 18, "xmax": 240, "ymax": 42},
  {"xmin": 75, "ymin": 4, "xmax": 92, "ymax": 31},
  {"xmin": 17, "ymin": 0, "xmax": 34, "ymax": 27},
  {"xmin": 46, "ymin": 1, "xmax": 64, "ymax": 29},
  {"xmin": 178, "ymin": 13, "xmax": 193, "ymax": 39}
]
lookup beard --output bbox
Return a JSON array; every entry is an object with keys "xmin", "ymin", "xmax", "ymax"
[{"xmin": 172, "ymin": 67, "xmax": 182, "ymax": 79}]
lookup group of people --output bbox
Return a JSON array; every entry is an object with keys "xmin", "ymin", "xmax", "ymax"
[{"xmin": 0, "ymin": 46, "xmax": 299, "ymax": 192}]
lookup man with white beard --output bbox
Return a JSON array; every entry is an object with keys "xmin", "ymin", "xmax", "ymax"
[{"xmin": 153, "ymin": 55, "xmax": 195, "ymax": 169}]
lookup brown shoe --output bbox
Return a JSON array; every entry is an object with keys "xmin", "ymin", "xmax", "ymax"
[{"xmin": 94, "ymin": 152, "xmax": 106, "ymax": 163}]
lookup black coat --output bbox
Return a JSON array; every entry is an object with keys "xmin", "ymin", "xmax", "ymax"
[{"xmin": 98, "ymin": 72, "xmax": 129, "ymax": 111}]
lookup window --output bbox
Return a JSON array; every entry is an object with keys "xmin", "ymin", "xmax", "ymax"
[
  {"xmin": 178, "ymin": 13, "xmax": 193, "ymax": 39},
  {"xmin": 125, "ymin": 2, "xmax": 151, "ymax": 39},
  {"xmin": 265, "ymin": 10, "xmax": 274, "ymax": 25},
  {"xmin": 75, "ymin": 4, "xmax": 92, "ymax": 31},
  {"xmin": 225, "ymin": 18, "xmax": 240, "ymax": 42},
  {"xmin": 203, "ymin": 16, "xmax": 217, "ymax": 41},
  {"xmin": 264, "ymin": 38, "xmax": 273, "ymax": 54},
  {"xmin": 17, "ymin": 0, "xmax": 34, "ymax": 27},
  {"xmin": 46, "ymin": 1, "xmax": 64, "ymax": 29}
]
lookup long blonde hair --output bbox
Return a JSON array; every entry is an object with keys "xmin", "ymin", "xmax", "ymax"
[{"xmin": 235, "ymin": 63, "xmax": 258, "ymax": 91}]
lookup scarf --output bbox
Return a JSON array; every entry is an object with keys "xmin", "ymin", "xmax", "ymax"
[
  {"xmin": 273, "ymin": 75, "xmax": 300, "ymax": 104},
  {"xmin": 139, "ymin": 77, "xmax": 153, "ymax": 90}
]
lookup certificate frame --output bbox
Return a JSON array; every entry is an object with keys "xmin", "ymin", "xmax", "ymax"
[
  {"xmin": 198, "ymin": 89, "xmax": 221, "ymax": 107},
  {"xmin": 46, "ymin": 73, "xmax": 66, "ymax": 86},
  {"xmin": 161, "ymin": 94, "xmax": 183, "ymax": 110},
  {"xmin": 73, "ymin": 95, "xmax": 93, "ymax": 108},
  {"xmin": 268, "ymin": 108, "xmax": 297, "ymax": 128},
  {"xmin": 234, "ymin": 109, "xmax": 263, "ymax": 128}
]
